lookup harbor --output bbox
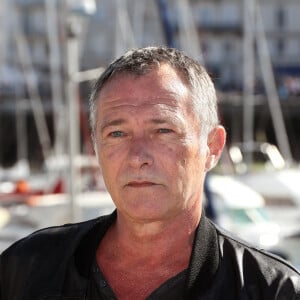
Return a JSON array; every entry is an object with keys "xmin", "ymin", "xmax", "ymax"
[{"xmin": 1, "ymin": 0, "xmax": 300, "ymax": 272}]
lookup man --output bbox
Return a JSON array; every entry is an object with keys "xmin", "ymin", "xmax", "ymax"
[{"xmin": 0, "ymin": 47, "xmax": 299, "ymax": 299}]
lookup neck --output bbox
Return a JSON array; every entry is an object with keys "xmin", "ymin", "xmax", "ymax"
[
  {"xmin": 102, "ymin": 204, "xmax": 202, "ymax": 265},
  {"xmin": 96, "ymin": 204, "xmax": 202, "ymax": 299}
]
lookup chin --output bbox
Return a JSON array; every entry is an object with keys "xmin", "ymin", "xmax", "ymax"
[
  {"xmin": 114, "ymin": 188, "xmax": 180, "ymax": 220},
  {"xmin": 120, "ymin": 201, "xmax": 172, "ymax": 222}
]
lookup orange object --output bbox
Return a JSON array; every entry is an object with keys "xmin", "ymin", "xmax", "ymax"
[{"xmin": 15, "ymin": 180, "xmax": 30, "ymax": 194}]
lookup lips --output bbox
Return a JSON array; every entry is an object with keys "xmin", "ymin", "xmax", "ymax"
[{"xmin": 126, "ymin": 181, "xmax": 157, "ymax": 188}]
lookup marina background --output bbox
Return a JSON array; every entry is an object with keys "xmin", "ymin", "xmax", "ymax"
[{"xmin": 0, "ymin": 0, "xmax": 300, "ymax": 270}]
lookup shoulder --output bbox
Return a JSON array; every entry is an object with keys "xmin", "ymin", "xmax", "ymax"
[
  {"xmin": 216, "ymin": 225, "xmax": 299, "ymax": 274},
  {"xmin": 0, "ymin": 213, "xmax": 116, "ymax": 299},
  {"xmin": 0, "ymin": 218, "xmax": 94, "ymax": 298},
  {"xmin": 1, "ymin": 212, "xmax": 115, "ymax": 261},
  {"xmin": 215, "ymin": 225, "xmax": 300, "ymax": 295},
  {"xmin": 1, "ymin": 218, "xmax": 95, "ymax": 258}
]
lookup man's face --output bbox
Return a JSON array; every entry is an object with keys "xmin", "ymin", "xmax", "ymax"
[{"xmin": 95, "ymin": 64, "xmax": 214, "ymax": 222}]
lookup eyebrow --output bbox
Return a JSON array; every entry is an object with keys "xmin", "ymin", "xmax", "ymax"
[
  {"xmin": 100, "ymin": 119, "xmax": 126, "ymax": 132},
  {"xmin": 149, "ymin": 116, "xmax": 184, "ymax": 128},
  {"xmin": 99, "ymin": 116, "xmax": 181, "ymax": 133},
  {"xmin": 149, "ymin": 118, "xmax": 169, "ymax": 124}
]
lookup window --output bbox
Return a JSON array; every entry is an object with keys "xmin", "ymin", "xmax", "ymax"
[
  {"xmin": 277, "ymin": 38, "xmax": 285, "ymax": 56},
  {"xmin": 276, "ymin": 7, "xmax": 285, "ymax": 29}
]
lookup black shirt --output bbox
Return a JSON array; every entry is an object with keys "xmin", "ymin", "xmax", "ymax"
[
  {"xmin": 79, "ymin": 210, "xmax": 219, "ymax": 299},
  {"xmin": 2, "ymin": 211, "xmax": 299, "ymax": 299},
  {"xmin": 86, "ymin": 258, "xmax": 187, "ymax": 299}
]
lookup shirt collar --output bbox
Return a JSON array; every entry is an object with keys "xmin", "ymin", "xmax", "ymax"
[
  {"xmin": 185, "ymin": 213, "xmax": 220, "ymax": 297},
  {"xmin": 74, "ymin": 210, "xmax": 117, "ymax": 278},
  {"xmin": 74, "ymin": 210, "xmax": 220, "ymax": 296}
]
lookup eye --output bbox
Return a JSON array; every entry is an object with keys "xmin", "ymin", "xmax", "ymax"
[
  {"xmin": 157, "ymin": 128, "xmax": 173, "ymax": 134},
  {"xmin": 109, "ymin": 131, "xmax": 124, "ymax": 137}
]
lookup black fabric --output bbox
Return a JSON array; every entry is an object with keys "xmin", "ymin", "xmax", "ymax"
[
  {"xmin": 87, "ymin": 258, "xmax": 187, "ymax": 300},
  {"xmin": 74, "ymin": 210, "xmax": 117, "ymax": 278},
  {"xmin": 147, "ymin": 269, "xmax": 187, "ymax": 300},
  {"xmin": 87, "ymin": 259, "xmax": 116, "ymax": 299},
  {"xmin": 80, "ymin": 210, "xmax": 219, "ymax": 299},
  {"xmin": 185, "ymin": 215, "xmax": 219, "ymax": 297},
  {"xmin": 1, "ymin": 211, "xmax": 300, "ymax": 300}
]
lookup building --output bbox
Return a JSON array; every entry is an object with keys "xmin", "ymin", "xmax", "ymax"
[
  {"xmin": 1, "ymin": 0, "xmax": 300, "ymax": 167},
  {"xmin": 189, "ymin": 0, "xmax": 300, "ymax": 92},
  {"xmin": 3, "ymin": 0, "xmax": 300, "ymax": 94}
]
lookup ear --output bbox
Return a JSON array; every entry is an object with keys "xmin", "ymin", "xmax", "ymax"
[{"xmin": 205, "ymin": 126, "xmax": 226, "ymax": 171}]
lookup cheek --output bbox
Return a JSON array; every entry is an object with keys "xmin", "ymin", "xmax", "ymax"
[
  {"xmin": 98, "ymin": 146, "xmax": 121, "ymax": 177},
  {"xmin": 98, "ymin": 151, "xmax": 122, "ymax": 193},
  {"xmin": 180, "ymin": 146, "xmax": 206, "ymax": 175},
  {"xmin": 158, "ymin": 143, "xmax": 184, "ymax": 168},
  {"xmin": 98, "ymin": 141, "xmax": 126, "ymax": 162},
  {"xmin": 160, "ymin": 145, "xmax": 193, "ymax": 179}
]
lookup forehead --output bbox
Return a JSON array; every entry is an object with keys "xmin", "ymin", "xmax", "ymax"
[{"xmin": 96, "ymin": 64, "xmax": 192, "ymax": 113}]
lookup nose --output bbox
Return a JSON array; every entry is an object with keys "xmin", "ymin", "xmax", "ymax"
[{"xmin": 127, "ymin": 136, "xmax": 154, "ymax": 169}]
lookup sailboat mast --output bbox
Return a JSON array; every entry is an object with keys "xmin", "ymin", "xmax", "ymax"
[
  {"xmin": 132, "ymin": 0, "xmax": 146, "ymax": 46},
  {"xmin": 243, "ymin": 0, "xmax": 256, "ymax": 166},
  {"xmin": 176, "ymin": 0, "xmax": 204, "ymax": 64},
  {"xmin": 255, "ymin": 0, "xmax": 293, "ymax": 164},
  {"xmin": 0, "ymin": 0, "xmax": 8, "ymax": 69},
  {"xmin": 114, "ymin": 0, "xmax": 136, "ymax": 57},
  {"xmin": 45, "ymin": 0, "xmax": 65, "ymax": 157},
  {"xmin": 12, "ymin": 3, "xmax": 52, "ymax": 160}
]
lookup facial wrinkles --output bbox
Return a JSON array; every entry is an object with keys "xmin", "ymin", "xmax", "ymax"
[
  {"xmin": 97, "ymin": 67, "xmax": 189, "ymax": 109},
  {"xmin": 99, "ymin": 105, "xmax": 197, "ymax": 178},
  {"xmin": 96, "ymin": 67, "xmax": 204, "ymax": 150},
  {"xmin": 98, "ymin": 102, "xmax": 186, "ymax": 137},
  {"xmin": 98, "ymin": 91, "xmax": 184, "ymax": 113}
]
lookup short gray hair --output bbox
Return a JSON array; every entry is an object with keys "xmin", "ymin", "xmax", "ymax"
[{"xmin": 89, "ymin": 46, "xmax": 219, "ymax": 141}]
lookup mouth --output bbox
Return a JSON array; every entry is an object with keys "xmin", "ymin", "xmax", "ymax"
[{"xmin": 126, "ymin": 181, "xmax": 157, "ymax": 188}]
